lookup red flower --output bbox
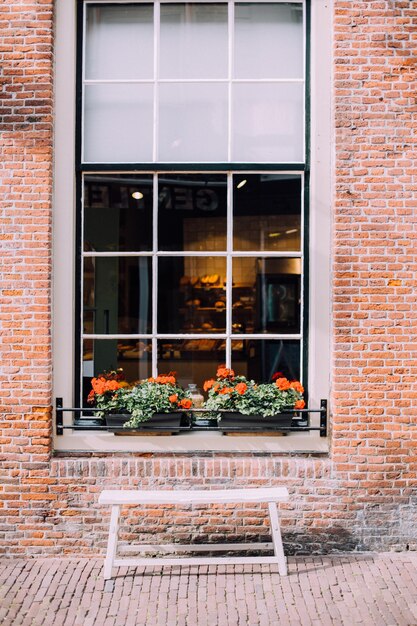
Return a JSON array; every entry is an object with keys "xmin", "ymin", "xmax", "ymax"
[
  {"xmin": 179, "ymin": 398, "xmax": 192, "ymax": 409},
  {"xmin": 216, "ymin": 365, "xmax": 235, "ymax": 380},
  {"xmin": 235, "ymin": 382, "xmax": 247, "ymax": 395},
  {"xmin": 275, "ymin": 377, "xmax": 291, "ymax": 391},
  {"xmin": 290, "ymin": 381, "xmax": 304, "ymax": 394},
  {"xmin": 271, "ymin": 371, "xmax": 285, "ymax": 382},
  {"xmin": 203, "ymin": 379, "xmax": 215, "ymax": 392},
  {"xmin": 219, "ymin": 386, "xmax": 234, "ymax": 395}
]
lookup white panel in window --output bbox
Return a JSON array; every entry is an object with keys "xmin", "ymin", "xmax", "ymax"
[
  {"xmin": 232, "ymin": 82, "xmax": 304, "ymax": 162},
  {"xmin": 234, "ymin": 3, "xmax": 303, "ymax": 79},
  {"xmin": 160, "ymin": 3, "xmax": 228, "ymax": 79},
  {"xmin": 85, "ymin": 5, "xmax": 153, "ymax": 80},
  {"xmin": 159, "ymin": 83, "xmax": 228, "ymax": 161},
  {"xmin": 84, "ymin": 84, "xmax": 153, "ymax": 162}
]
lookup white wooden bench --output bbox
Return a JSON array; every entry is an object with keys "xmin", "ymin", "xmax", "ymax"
[{"xmin": 98, "ymin": 487, "xmax": 289, "ymax": 580}]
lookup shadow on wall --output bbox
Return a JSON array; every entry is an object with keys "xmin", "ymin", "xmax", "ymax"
[{"xmin": 283, "ymin": 526, "xmax": 360, "ymax": 555}]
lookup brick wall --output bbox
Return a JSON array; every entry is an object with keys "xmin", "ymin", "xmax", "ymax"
[{"xmin": 0, "ymin": 0, "xmax": 416, "ymax": 557}]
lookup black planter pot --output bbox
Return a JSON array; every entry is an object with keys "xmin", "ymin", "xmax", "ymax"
[
  {"xmin": 105, "ymin": 412, "xmax": 183, "ymax": 434},
  {"xmin": 219, "ymin": 411, "xmax": 293, "ymax": 432}
]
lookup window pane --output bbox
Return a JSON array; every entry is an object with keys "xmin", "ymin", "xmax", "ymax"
[
  {"xmin": 85, "ymin": 5, "xmax": 153, "ymax": 80},
  {"xmin": 231, "ymin": 339, "xmax": 301, "ymax": 382},
  {"xmin": 234, "ymin": 3, "xmax": 303, "ymax": 79},
  {"xmin": 84, "ymin": 175, "xmax": 153, "ymax": 252},
  {"xmin": 82, "ymin": 339, "xmax": 152, "ymax": 404},
  {"xmin": 159, "ymin": 83, "xmax": 228, "ymax": 161},
  {"xmin": 232, "ymin": 82, "xmax": 304, "ymax": 162},
  {"xmin": 233, "ymin": 174, "xmax": 302, "ymax": 251},
  {"xmin": 158, "ymin": 257, "xmax": 227, "ymax": 333},
  {"xmin": 158, "ymin": 339, "xmax": 225, "ymax": 389},
  {"xmin": 158, "ymin": 174, "xmax": 227, "ymax": 251},
  {"xmin": 232, "ymin": 257, "xmax": 301, "ymax": 333},
  {"xmin": 160, "ymin": 4, "xmax": 228, "ymax": 79},
  {"xmin": 84, "ymin": 84, "xmax": 153, "ymax": 162},
  {"xmin": 83, "ymin": 257, "xmax": 152, "ymax": 334}
]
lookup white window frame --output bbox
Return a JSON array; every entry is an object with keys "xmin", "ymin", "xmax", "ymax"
[{"xmin": 53, "ymin": 0, "xmax": 332, "ymax": 453}]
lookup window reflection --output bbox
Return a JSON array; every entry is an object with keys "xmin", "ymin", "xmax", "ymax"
[
  {"xmin": 158, "ymin": 339, "xmax": 225, "ymax": 389},
  {"xmin": 232, "ymin": 257, "xmax": 301, "ymax": 334},
  {"xmin": 231, "ymin": 339, "xmax": 301, "ymax": 383},
  {"xmin": 84, "ymin": 175, "xmax": 153, "ymax": 252},
  {"xmin": 83, "ymin": 257, "xmax": 152, "ymax": 334},
  {"xmin": 82, "ymin": 339, "xmax": 152, "ymax": 404},
  {"xmin": 158, "ymin": 257, "xmax": 227, "ymax": 333},
  {"xmin": 233, "ymin": 174, "xmax": 301, "ymax": 251},
  {"xmin": 158, "ymin": 174, "xmax": 227, "ymax": 251}
]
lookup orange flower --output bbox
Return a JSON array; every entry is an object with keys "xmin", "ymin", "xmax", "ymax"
[
  {"xmin": 87, "ymin": 389, "xmax": 95, "ymax": 404},
  {"xmin": 169, "ymin": 394, "xmax": 178, "ymax": 404},
  {"xmin": 216, "ymin": 365, "xmax": 235, "ymax": 380},
  {"xmin": 219, "ymin": 386, "xmax": 234, "ymax": 395},
  {"xmin": 213, "ymin": 383, "xmax": 220, "ymax": 393},
  {"xmin": 235, "ymin": 382, "xmax": 247, "ymax": 395},
  {"xmin": 106, "ymin": 380, "xmax": 120, "ymax": 392},
  {"xmin": 294, "ymin": 400, "xmax": 305, "ymax": 410},
  {"xmin": 290, "ymin": 381, "xmax": 304, "ymax": 394},
  {"xmin": 155, "ymin": 375, "xmax": 176, "ymax": 385},
  {"xmin": 91, "ymin": 377, "xmax": 121, "ymax": 395},
  {"xmin": 203, "ymin": 379, "xmax": 215, "ymax": 392},
  {"xmin": 147, "ymin": 377, "xmax": 156, "ymax": 383},
  {"xmin": 275, "ymin": 377, "xmax": 291, "ymax": 391},
  {"xmin": 179, "ymin": 398, "xmax": 192, "ymax": 409}
]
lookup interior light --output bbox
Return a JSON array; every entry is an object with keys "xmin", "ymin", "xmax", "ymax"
[
  {"xmin": 132, "ymin": 191, "xmax": 144, "ymax": 200},
  {"xmin": 268, "ymin": 232, "xmax": 281, "ymax": 238},
  {"xmin": 236, "ymin": 179, "xmax": 247, "ymax": 189},
  {"xmin": 285, "ymin": 229, "xmax": 298, "ymax": 235}
]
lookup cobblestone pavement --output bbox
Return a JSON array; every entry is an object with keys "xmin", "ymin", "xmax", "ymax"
[{"xmin": 1, "ymin": 553, "xmax": 416, "ymax": 626}]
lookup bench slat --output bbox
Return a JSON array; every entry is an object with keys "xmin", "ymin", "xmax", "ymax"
[{"xmin": 98, "ymin": 487, "xmax": 289, "ymax": 506}]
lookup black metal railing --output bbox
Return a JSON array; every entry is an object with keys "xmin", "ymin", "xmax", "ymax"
[{"xmin": 55, "ymin": 398, "xmax": 328, "ymax": 437}]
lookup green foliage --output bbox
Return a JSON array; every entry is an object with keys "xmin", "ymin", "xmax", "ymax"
[
  {"xmin": 204, "ymin": 372, "xmax": 304, "ymax": 418},
  {"xmin": 92, "ymin": 379, "xmax": 190, "ymax": 428}
]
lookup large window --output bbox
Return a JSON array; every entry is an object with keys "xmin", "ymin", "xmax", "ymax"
[{"xmin": 79, "ymin": 1, "xmax": 307, "ymax": 402}]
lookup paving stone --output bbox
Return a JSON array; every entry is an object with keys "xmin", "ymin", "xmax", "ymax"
[{"xmin": 1, "ymin": 554, "xmax": 417, "ymax": 625}]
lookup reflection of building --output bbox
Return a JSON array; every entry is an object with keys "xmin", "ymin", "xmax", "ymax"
[{"xmin": 2, "ymin": 0, "xmax": 416, "ymax": 558}]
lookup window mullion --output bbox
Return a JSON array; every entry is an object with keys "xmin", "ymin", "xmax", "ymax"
[
  {"xmin": 152, "ymin": 173, "xmax": 158, "ymax": 377},
  {"xmin": 226, "ymin": 172, "xmax": 233, "ymax": 368},
  {"xmin": 227, "ymin": 0, "xmax": 234, "ymax": 163},
  {"xmin": 153, "ymin": 1, "xmax": 160, "ymax": 163}
]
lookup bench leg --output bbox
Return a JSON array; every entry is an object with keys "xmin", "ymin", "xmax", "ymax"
[
  {"xmin": 268, "ymin": 502, "xmax": 287, "ymax": 576},
  {"xmin": 103, "ymin": 505, "xmax": 120, "ymax": 580}
]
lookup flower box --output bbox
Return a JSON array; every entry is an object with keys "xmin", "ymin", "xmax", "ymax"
[
  {"xmin": 105, "ymin": 412, "xmax": 183, "ymax": 435},
  {"xmin": 219, "ymin": 411, "xmax": 293, "ymax": 435}
]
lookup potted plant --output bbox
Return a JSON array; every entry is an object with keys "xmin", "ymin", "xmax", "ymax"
[
  {"xmin": 88, "ymin": 371, "xmax": 193, "ymax": 434},
  {"xmin": 203, "ymin": 366, "xmax": 305, "ymax": 433}
]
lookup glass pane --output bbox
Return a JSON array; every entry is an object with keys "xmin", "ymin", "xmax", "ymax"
[
  {"xmin": 158, "ymin": 174, "xmax": 227, "ymax": 251},
  {"xmin": 233, "ymin": 174, "xmax": 302, "ymax": 251},
  {"xmin": 160, "ymin": 4, "xmax": 228, "ymax": 79},
  {"xmin": 82, "ymin": 339, "xmax": 152, "ymax": 404},
  {"xmin": 232, "ymin": 83, "xmax": 304, "ymax": 162},
  {"xmin": 158, "ymin": 257, "xmax": 227, "ymax": 333},
  {"xmin": 84, "ymin": 175, "xmax": 153, "ymax": 252},
  {"xmin": 83, "ymin": 257, "xmax": 152, "ymax": 334},
  {"xmin": 158, "ymin": 339, "xmax": 225, "ymax": 389},
  {"xmin": 84, "ymin": 84, "xmax": 153, "ymax": 162},
  {"xmin": 85, "ymin": 5, "xmax": 153, "ymax": 80},
  {"xmin": 232, "ymin": 257, "xmax": 301, "ymax": 333},
  {"xmin": 234, "ymin": 3, "xmax": 303, "ymax": 79},
  {"xmin": 159, "ymin": 83, "xmax": 228, "ymax": 161},
  {"xmin": 231, "ymin": 339, "xmax": 300, "ymax": 382}
]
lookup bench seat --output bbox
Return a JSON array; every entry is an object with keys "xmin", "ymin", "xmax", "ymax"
[{"xmin": 99, "ymin": 487, "xmax": 289, "ymax": 579}]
